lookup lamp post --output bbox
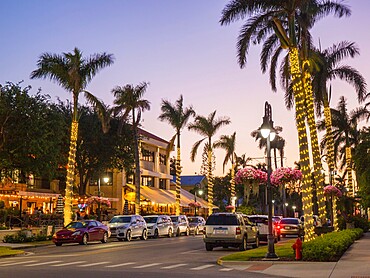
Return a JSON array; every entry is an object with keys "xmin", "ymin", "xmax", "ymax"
[
  {"xmin": 97, "ymin": 176, "xmax": 109, "ymax": 222},
  {"xmin": 194, "ymin": 188, "xmax": 203, "ymax": 217},
  {"xmin": 292, "ymin": 205, "xmax": 297, "ymax": 218},
  {"xmin": 260, "ymin": 101, "xmax": 278, "ymax": 259}
]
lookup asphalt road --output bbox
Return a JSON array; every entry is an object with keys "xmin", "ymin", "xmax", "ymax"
[{"xmin": 0, "ymin": 235, "xmax": 281, "ymax": 278}]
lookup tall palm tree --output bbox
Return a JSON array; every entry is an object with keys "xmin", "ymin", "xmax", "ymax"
[
  {"xmin": 30, "ymin": 47, "xmax": 114, "ymax": 225},
  {"xmin": 112, "ymin": 82, "xmax": 151, "ymax": 215},
  {"xmin": 158, "ymin": 95, "xmax": 195, "ymax": 215},
  {"xmin": 188, "ymin": 111, "xmax": 230, "ymax": 208},
  {"xmin": 220, "ymin": 0, "xmax": 350, "ymax": 241},
  {"xmin": 318, "ymin": 96, "xmax": 367, "ymax": 196},
  {"xmin": 214, "ymin": 132, "xmax": 237, "ymax": 207},
  {"xmin": 236, "ymin": 153, "xmax": 252, "ymax": 169}
]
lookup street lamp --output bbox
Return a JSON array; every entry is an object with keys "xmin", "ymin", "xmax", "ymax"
[
  {"xmin": 97, "ymin": 176, "xmax": 109, "ymax": 222},
  {"xmin": 260, "ymin": 101, "xmax": 278, "ymax": 259},
  {"xmin": 194, "ymin": 186, "xmax": 203, "ymax": 217},
  {"xmin": 292, "ymin": 205, "xmax": 297, "ymax": 218}
]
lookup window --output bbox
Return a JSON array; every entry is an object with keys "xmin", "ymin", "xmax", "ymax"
[
  {"xmin": 159, "ymin": 179, "xmax": 166, "ymax": 189},
  {"xmin": 141, "ymin": 176, "xmax": 154, "ymax": 187},
  {"xmin": 141, "ymin": 148, "xmax": 154, "ymax": 162},
  {"xmin": 159, "ymin": 154, "xmax": 167, "ymax": 165}
]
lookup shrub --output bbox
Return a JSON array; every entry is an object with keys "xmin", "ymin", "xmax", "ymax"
[
  {"xmin": 337, "ymin": 215, "xmax": 369, "ymax": 232},
  {"xmin": 302, "ymin": 228, "xmax": 363, "ymax": 261}
]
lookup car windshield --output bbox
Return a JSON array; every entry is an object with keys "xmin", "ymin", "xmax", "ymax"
[
  {"xmin": 206, "ymin": 214, "xmax": 238, "ymax": 225},
  {"xmin": 65, "ymin": 222, "xmax": 88, "ymax": 229},
  {"xmin": 249, "ymin": 217, "xmax": 268, "ymax": 225},
  {"xmin": 280, "ymin": 219, "xmax": 299, "ymax": 225},
  {"xmin": 188, "ymin": 218, "xmax": 198, "ymax": 223},
  {"xmin": 144, "ymin": 217, "xmax": 158, "ymax": 224},
  {"xmin": 170, "ymin": 217, "xmax": 178, "ymax": 223},
  {"xmin": 109, "ymin": 216, "xmax": 132, "ymax": 224}
]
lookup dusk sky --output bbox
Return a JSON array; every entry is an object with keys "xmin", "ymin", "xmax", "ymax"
[{"xmin": 1, "ymin": 1, "xmax": 369, "ymax": 176}]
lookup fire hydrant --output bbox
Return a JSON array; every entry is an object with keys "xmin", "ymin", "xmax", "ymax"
[{"xmin": 292, "ymin": 237, "xmax": 302, "ymax": 260}]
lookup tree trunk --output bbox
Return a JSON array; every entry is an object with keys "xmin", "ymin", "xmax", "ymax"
[
  {"xmin": 133, "ymin": 111, "xmax": 141, "ymax": 215},
  {"xmin": 175, "ymin": 133, "xmax": 181, "ymax": 215},
  {"xmin": 207, "ymin": 148, "xmax": 213, "ymax": 211},
  {"xmin": 289, "ymin": 48, "xmax": 315, "ymax": 241}
]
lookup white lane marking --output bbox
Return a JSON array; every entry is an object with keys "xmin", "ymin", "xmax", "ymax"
[
  {"xmin": 0, "ymin": 260, "xmax": 38, "ymax": 267},
  {"xmin": 190, "ymin": 264, "xmax": 214, "ymax": 270},
  {"xmin": 180, "ymin": 249, "xmax": 203, "ymax": 254},
  {"xmin": 161, "ymin": 263, "xmax": 188, "ymax": 269},
  {"xmin": 51, "ymin": 261, "xmax": 87, "ymax": 267},
  {"xmin": 220, "ymin": 268, "xmax": 233, "ymax": 271},
  {"xmin": 106, "ymin": 262, "xmax": 136, "ymax": 268},
  {"xmin": 133, "ymin": 263, "xmax": 162, "ymax": 269},
  {"xmin": 0, "ymin": 261, "xmax": 15, "ymax": 265},
  {"xmin": 25, "ymin": 261, "xmax": 62, "ymax": 267},
  {"xmin": 78, "ymin": 261, "xmax": 110, "ymax": 267}
]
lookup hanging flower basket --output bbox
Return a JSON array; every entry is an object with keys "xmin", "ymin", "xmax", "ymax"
[
  {"xmin": 234, "ymin": 167, "xmax": 267, "ymax": 185},
  {"xmin": 225, "ymin": 205, "xmax": 235, "ymax": 212},
  {"xmin": 87, "ymin": 196, "xmax": 111, "ymax": 206},
  {"xmin": 188, "ymin": 201, "xmax": 201, "ymax": 208},
  {"xmin": 271, "ymin": 167, "xmax": 302, "ymax": 186},
  {"xmin": 324, "ymin": 185, "xmax": 342, "ymax": 197}
]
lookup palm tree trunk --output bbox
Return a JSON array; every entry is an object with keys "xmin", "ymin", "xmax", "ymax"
[
  {"xmin": 175, "ymin": 133, "xmax": 181, "ymax": 215},
  {"xmin": 346, "ymin": 147, "xmax": 354, "ymax": 196},
  {"xmin": 289, "ymin": 47, "xmax": 315, "ymax": 241},
  {"xmin": 207, "ymin": 148, "xmax": 213, "ymax": 210},
  {"xmin": 64, "ymin": 120, "xmax": 78, "ymax": 226},
  {"xmin": 323, "ymin": 95, "xmax": 336, "ymax": 179},
  {"xmin": 133, "ymin": 111, "xmax": 141, "ymax": 215},
  {"xmin": 302, "ymin": 62, "xmax": 326, "ymax": 221},
  {"xmin": 230, "ymin": 161, "xmax": 235, "ymax": 211}
]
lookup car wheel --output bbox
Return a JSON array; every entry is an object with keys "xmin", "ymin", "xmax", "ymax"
[
  {"xmin": 176, "ymin": 228, "xmax": 180, "ymax": 237},
  {"xmin": 80, "ymin": 233, "xmax": 88, "ymax": 245},
  {"xmin": 239, "ymin": 236, "xmax": 247, "ymax": 251},
  {"xmin": 55, "ymin": 242, "xmax": 62, "ymax": 246},
  {"xmin": 195, "ymin": 227, "xmax": 199, "ymax": 235},
  {"xmin": 154, "ymin": 229, "xmax": 159, "ymax": 239},
  {"xmin": 185, "ymin": 228, "xmax": 189, "ymax": 236},
  {"xmin": 125, "ymin": 230, "xmax": 132, "ymax": 242},
  {"xmin": 205, "ymin": 243, "xmax": 213, "ymax": 251},
  {"xmin": 101, "ymin": 232, "xmax": 108, "ymax": 243},
  {"xmin": 140, "ymin": 229, "xmax": 148, "ymax": 240},
  {"xmin": 167, "ymin": 228, "xmax": 172, "ymax": 238},
  {"xmin": 253, "ymin": 236, "xmax": 260, "ymax": 249}
]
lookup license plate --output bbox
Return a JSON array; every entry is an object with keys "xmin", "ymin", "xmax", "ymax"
[{"xmin": 214, "ymin": 229, "xmax": 227, "ymax": 234}]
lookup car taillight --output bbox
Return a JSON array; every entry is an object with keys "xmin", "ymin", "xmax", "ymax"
[
  {"xmin": 236, "ymin": 227, "xmax": 241, "ymax": 235},
  {"xmin": 276, "ymin": 225, "xmax": 281, "ymax": 230}
]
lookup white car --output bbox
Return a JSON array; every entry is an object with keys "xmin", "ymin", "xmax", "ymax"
[
  {"xmin": 170, "ymin": 215, "xmax": 190, "ymax": 236},
  {"xmin": 108, "ymin": 215, "xmax": 147, "ymax": 241},
  {"xmin": 144, "ymin": 215, "xmax": 173, "ymax": 238},
  {"xmin": 248, "ymin": 215, "xmax": 280, "ymax": 242}
]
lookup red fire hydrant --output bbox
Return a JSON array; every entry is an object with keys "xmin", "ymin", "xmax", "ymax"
[{"xmin": 292, "ymin": 237, "xmax": 302, "ymax": 260}]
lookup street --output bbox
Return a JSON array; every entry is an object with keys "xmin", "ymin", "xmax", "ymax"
[{"xmin": 0, "ymin": 235, "xmax": 279, "ymax": 278}]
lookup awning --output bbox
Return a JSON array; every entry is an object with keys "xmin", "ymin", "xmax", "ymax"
[{"xmin": 19, "ymin": 191, "xmax": 60, "ymax": 198}]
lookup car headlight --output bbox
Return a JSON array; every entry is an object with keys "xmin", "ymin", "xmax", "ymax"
[{"xmin": 72, "ymin": 231, "xmax": 81, "ymax": 236}]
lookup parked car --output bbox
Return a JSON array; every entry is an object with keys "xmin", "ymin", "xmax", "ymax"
[
  {"xmin": 300, "ymin": 215, "xmax": 322, "ymax": 227},
  {"xmin": 52, "ymin": 220, "xmax": 110, "ymax": 246},
  {"xmin": 108, "ymin": 215, "xmax": 147, "ymax": 241},
  {"xmin": 144, "ymin": 215, "xmax": 173, "ymax": 238},
  {"xmin": 203, "ymin": 213, "xmax": 259, "ymax": 251},
  {"xmin": 248, "ymin": 215, "xmax": 280, "ymax": 242},
  {"xmin": 170, "ymin": 215, "xmax": 190, "ymax": 236},
  {"xmin": 188, "ymin": 216, "xmax": 206, "ymax": 235},
  {"xmin": 279, "ymin": 218, "xmax": 304, "ymax": 237}
]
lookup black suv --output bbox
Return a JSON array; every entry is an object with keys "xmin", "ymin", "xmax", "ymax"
[{"xmin": 203, "ymin": 213, "xmax": 259, "ymax": 251}]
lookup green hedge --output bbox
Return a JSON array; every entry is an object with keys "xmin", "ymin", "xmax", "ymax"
[
  {"xmin": 302, "ymin": 228, "xmax": 363, "ymax": 261},
  {"xmin": 3, "ymin": 230, "xmax": 52, "ymax": 243},
  {"xmin": 337, "ymin": 216, "xmax": 369, "ymax": 232}
]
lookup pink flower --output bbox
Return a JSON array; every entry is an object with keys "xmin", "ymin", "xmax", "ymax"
[
  {"xmin": 324, "ymin": 185, "xmax": 342, "ymax": 197},
  {"xmin": 188, "ymin": 201, "xmax": 201, "ymax": 208},
  {"xmin": 234, "ymin": 167, "xmax": 267, "ymax": 185},
  {"xmin": 271, "ymin": 167, "xmax": 302, "ymax": 186}
]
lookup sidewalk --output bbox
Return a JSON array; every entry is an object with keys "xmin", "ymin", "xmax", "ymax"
[{"xmin": 219, "ymin": 232, "xmax": 370, "ymax": 278}]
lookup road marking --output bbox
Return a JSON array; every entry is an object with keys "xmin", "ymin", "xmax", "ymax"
[
  {"xmin": 0, "ymin": 260, "xmax": 38, "ymax": 267},
  {"xmin": 24, "ymin": 261, "xmax": 62, "ymax": 267},
  {"xmin": 106, "ymin": 262, "xmax": 137, "ymax": 268},
  {"xmin": 0, "ymin": 260, "xmax": 15, "ymax": 265},
  {"xmin": 220, "ymin": 268, "xmax": 233, "ymax": 271},
  {"xmin": 190, "ymin": 264, "xmax": 214, "ymax": 270},
  {"xmin": 133, "ymin": 263, "xmax": 162, "ymax": 269},
  {"xmin": 51, "ymin": 261, "xmax": 87, "ymax": 267},
  {"xmin": 180, "ymin": 249, "xmax": 203, "ymax": 254},
  {"xmin": 161, "ymin": 263, "xmax": 188, "ymax": 269},
  {"xmin": 78, "ymin": 261, "xmax": 110, "ymax": 267}
]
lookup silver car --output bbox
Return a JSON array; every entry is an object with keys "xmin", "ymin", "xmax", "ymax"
[
  {"xmin": 170, "ymin": 215, "xmax": 190, "ymax": 236},
  {"xmin": 144, "ymin": 215, "xmax": 173, "ymax": 238},
  {"xmin": 108, "ymin": 215, "xmax": 147, "ymax": 241},
  {"xmin": 188, "ymin": 216, "xmax": 206, "ymax": 235}
]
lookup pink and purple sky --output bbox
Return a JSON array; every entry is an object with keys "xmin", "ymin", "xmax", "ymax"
[{"xmin": 0, "ymin": 0, "xmax": 369, "ymax": 176}]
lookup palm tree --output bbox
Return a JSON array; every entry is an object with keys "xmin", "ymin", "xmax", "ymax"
[
  {"xmin": 188, "ymin": 111, "xmax": 230, "ymax": 207},
  {"xmin": 112, "ymin": 82, "xmax": 151, "ymax": 215},
  {"xmin": 318, "ymin": 96, "xmax": 367, "ymax": 196},
  {"xmin": 236, "ymin": 153, "xmax": 252, "ymax": 169},
  {"xmin": 158, "ymin": 95, "xmax": 195, "ymax": 215},
  {"xmin": 214, "ymin": 132, "xmax": 237, "ymax": 207},
  {"xmin": 30, "ymin": 47, "xmax": 114, "ymax": 225},
  {"xmin": 220, "ymin": 0, "xmax": 350, "ymax": 240}
]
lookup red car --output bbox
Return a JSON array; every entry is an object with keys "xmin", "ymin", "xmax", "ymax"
[{"xmin": 52, "ymin": 220, "xmax": 110, "ymax": 246}]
